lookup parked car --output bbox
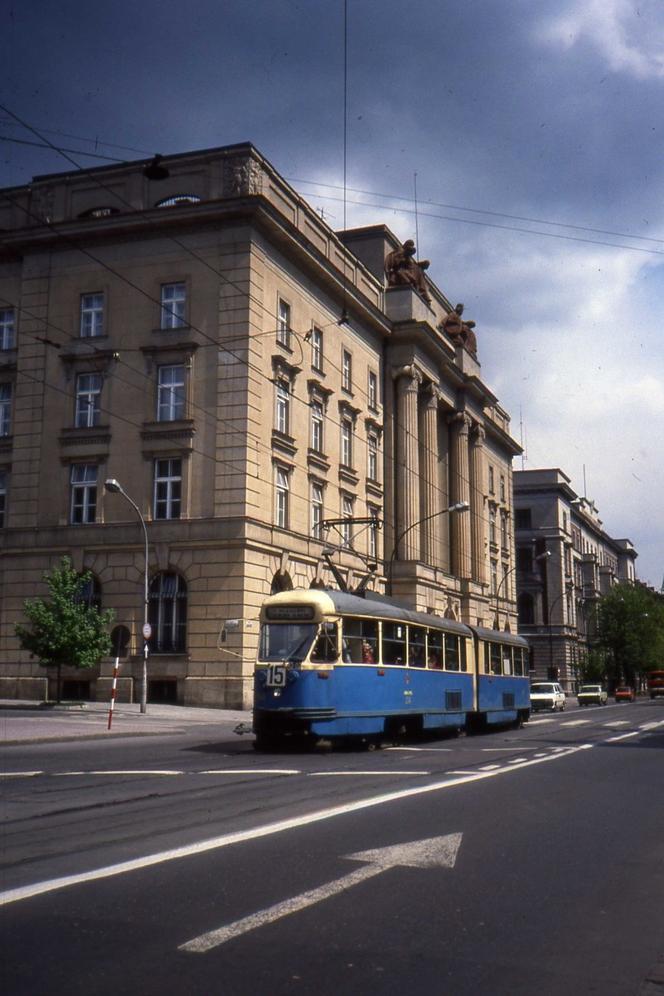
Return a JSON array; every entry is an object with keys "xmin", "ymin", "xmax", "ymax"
[
  {"xmin": 577, "ymin": 684, "xmax": 608, "ymax": 706},
  {"xmin": 614, "ymin": 686, "xmax": 636, "ymax": 702},
  {"xmin": 530, "ymin": 681, "xmax": 566, "ymax": 712},
  {"xmin": 647, "ymin": 670, "xmax": 664, "ymax": 699}
]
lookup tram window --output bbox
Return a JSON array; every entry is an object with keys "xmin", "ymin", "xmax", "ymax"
[
  {"xmin": 459, "ymin": 638, "xmax": 467, "ymax": 672},
  {"xmin": 383, "ymin": 622, "xmax": 406, "ymax": 666},
  {"xmin": 311, "ymin": 623, "xmax": 338, "ymax": 663},
  {"xmin": 409, "ymin": 626, "xmax": 426, "ymax": 667},
  {"xmin": 343, "ymin": 617, "xmax": 378, "ymax": 664},
  {"xmin": 513, "ymin": 648, "xmax": 522, "ymax": 676},
  {"xmin": 503, "ymin": 648, "xmax": 512, "ymax": 675},
  {"xmin": 490, "ymin": 642, "xmax": 502, "ymax": 675},
  {"xmin": 427, "ymin": 630, "xmax": 443, "ymax": 669},
  {"xmin": 445, "ymin": 633, "xmax": 460, "ymax": 671}
]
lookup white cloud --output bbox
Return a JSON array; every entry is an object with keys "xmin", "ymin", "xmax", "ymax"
[{"xmin": 535, "ymin": 0, "xmax": 664, "ymax": 79}]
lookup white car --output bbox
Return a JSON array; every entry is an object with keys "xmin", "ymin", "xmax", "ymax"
[
  {"xmin": 577, "ymin": 684, "xmax": 608, "ymax": 706},
  {"xmin": 530, "ymin": 681, "xmax": 566, "ymax": 712}
]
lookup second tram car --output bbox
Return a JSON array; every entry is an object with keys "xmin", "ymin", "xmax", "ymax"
[{"xmin": 253, "ymin": 588, "xmax": 530, "ymax": 748}]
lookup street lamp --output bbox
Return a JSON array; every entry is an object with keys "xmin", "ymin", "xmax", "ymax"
[
  {"xmin": 387, "ymin": 501, "xmax": 470, "ymax": 595},
  {"xmin": 493, "ymin": 548, "xmax": 550, "ymax": 630},
  {"xmin": 547, "ymin": 581, "xmax": 574, "ymax": 684},
  {"xmin": 105, "ymin": 478, "xmax": 150, "ymax": 714}
]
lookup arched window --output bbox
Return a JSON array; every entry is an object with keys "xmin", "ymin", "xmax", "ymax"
[
  {"xmin": 270, "ymin": 570, "xmax": 293, "ymax": 594},
  {"xmin": 155, "ymin": 194, "xmax": 201, "ymax": 208},
  {"xmin": 148, "ymin": 572, "xmax": 187, "ymax": 652},
  {"xmin": 518, "ymin": 592, "xmax": 535, "ymax": 626}
]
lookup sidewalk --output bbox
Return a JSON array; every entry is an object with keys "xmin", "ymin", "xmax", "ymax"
[{"xmin": 0, "ymin": 700, "xmax": 252, "ymax": 745}]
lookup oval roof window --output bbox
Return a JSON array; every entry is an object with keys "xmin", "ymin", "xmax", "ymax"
[{"xmin": 155, "ymin": 194, "xmax": 201, "ymax": 208}]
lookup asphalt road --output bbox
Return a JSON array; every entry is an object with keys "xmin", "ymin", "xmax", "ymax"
[{"xmin": 3, "ymin": 700, "xmax": 664, "ymax": 995}]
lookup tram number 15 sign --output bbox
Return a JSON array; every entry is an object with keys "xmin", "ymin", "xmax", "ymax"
[{"xmin": 266, "ymin": 665, "xmax": 287, "ymax": 688}]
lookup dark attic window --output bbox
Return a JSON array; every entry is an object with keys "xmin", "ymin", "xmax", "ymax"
[{"xmin": 78, "ymin": 206, "xmax": 120, "ymax": 219}]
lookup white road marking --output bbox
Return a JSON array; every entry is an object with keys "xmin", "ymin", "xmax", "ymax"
[
  {"xmin": 507, "ymin": 758, "xmax": 529, "ymax": 764},
  {"xmin": 198, "ymin": 769, "xmax": 300, "ymax": 776},
  {"xmin": 0, "ymin": 771, "xmax": 42, "ymax": 778},
  {"xmin": 604, "ymin": 721, "xmax": 630, "ymax": 728},
  {"xmin": 606, "ymin": 731, "xmax": 642, "ymax": 743},
  {"xmin": 481, "ymin": 747, "xmax": 539, "ymax": 752},
  {"xmin": 179, "ymin": 833, "xmax": 463, "ymax": 953},
  {"xmin": 0, "ymin": 742, "xmax": 593, "ymax": 908},
  {"xmin": 560, "ymin": 720, "xmax": 590, "ymax": 727},
  {"xmin": 640, "ymin": 721, "xmax": 664, "ymax": 731},
  {"xmin": 478, "ymin": 764, "xmax": 501, "ymax": 771},
  {"xmin": 385, "ymin": 746, "xmax": 453, "ymax": 752},
  {"xmin": 309, "ymin": 771, "xmax": 427, "ymax": 777},
  {"xmin": 54, "ymin": 770, "xmax": 184, "ymax": 777}
]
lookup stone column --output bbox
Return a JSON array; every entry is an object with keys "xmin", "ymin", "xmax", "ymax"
[
  {"xmin": 393, "ymin": 365, "xmax": 422, "ymax": 561},
  {"xmin": 419, "ymin": 384, "xmax": 441, "ymax": 568},
  {"xmin": 448, "ymin": 411, "xmax": 472, "ymax": 579},
  {"xmin": 470, "ymin": 424, "xmax": 487, "ymax": 585}
]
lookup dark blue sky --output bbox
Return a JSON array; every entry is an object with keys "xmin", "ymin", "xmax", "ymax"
[{"xmin": 2, "ymin": 0, "xmax": 663, "ymax": 585}]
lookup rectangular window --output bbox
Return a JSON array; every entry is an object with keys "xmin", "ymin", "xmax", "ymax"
[
  {"xmin": 311, "ymin": 326, "xmax": 323, "ymax": 370},
  {"xmin": 342, "ymin": 349, "xmax": 352, "ymax": 392},
  {"xmin": 154, "ymin": 458, "xmax": 182, "ymax": 520},
  {"xmin": 490, "ymin": 558, "xmax": 498, "ymax": 595},
  {"xmin": 341, "ymin": 418, "xmax": 352, "ymax": 468},
  {"xmin": 310, "ymin": 400, "xmax": 324, "ymax": 452},
  {"xmin": 500, "ymin": 474, "xmax": 506, "ymax": 502},
  {"xmin": 79, "ymin": 293, "xmax": 104, "ymax": 338},
  {"xmin": 367, "ymin": 432, "xmax": 378, "ymax": 482},
  {"xmin": 341, "ymin": 495, "xmax": 353, "ymax": 548},
  {"xmin": 488, "ymin": 465, "xmax": 495, "ymax": 494},
  {"xmin": 275, "ymin": 466, "xmax": 289, "ymax": 528},
  {"xmin": 311, "ymin": 482, "xmax": 323, "ymax": 539},
  {"xmin": 368, "ymin": 370, "xmax": 378, "ymax": 410},
  {"xmin": 275, "ymin": 380, "xmax": 290, "ymax": 435},
  {"xmin": 157, "ymin": 365, "xmax": 185, "ymax": 422},
  {"xmin": 70, "ymin": 464, "xmax": 97, "ymax": 524},
  {"xmin": 75, "ymin": 373, "xmax": 102, "ymax": 428},
  {"xmin": 500, "ymin": 511, "xmax": 508, "ymax": 549},
  {"xmin": 0, "ymin": 470, "xmax": 8, "ymax": 527},
  {"xmin": 489, "ymin": 506, "xmax": 497, "ymax": 545},
  {"xmin": 0, "ymin": 384, "xmax": 11, "ymax": 437},
  {"xmin": 515, "ymin": 507, "xmax": 532, "ymax": 529},
  {"xmin": 277, "ymin": 299, "xmax": 291, "ymax": 348},
  {"xmin": 0, "ymin": 308, "xmax": 16, "ymax": 350},
  {"xmin": 516, "ymin": 546, "xmax": 533, "ymax": 572},
  {"xmin": 368, "ymin": 505, "xmax": 380, "ymax": 562},
  {"xmin": 160, "ymin": 283, "xmax": 186, "ymax": 329}
]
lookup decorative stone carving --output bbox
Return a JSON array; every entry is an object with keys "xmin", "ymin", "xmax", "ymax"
[
  {"xmin": 224, "ymin": 156, "xmax": 263, "ymax": 196},
  {"xmin": 384, "ymin": 240, "xmax": 431, "ymax": 303},
  {"xmin": 439, "ymin": 303, "xmax": 478, "ymax": 357}
]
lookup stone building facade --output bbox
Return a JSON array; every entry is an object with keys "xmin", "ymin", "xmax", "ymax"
[
  {"xmin": 513, "ymin": 468, "xmax": 637, "ymax": 691},
  {"xmin": 0, "ymin": 143, "xmax": 521, "ymax": 707}
]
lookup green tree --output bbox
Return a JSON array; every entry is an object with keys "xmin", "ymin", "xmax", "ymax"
[
  {"xmin": 15, "ymin": 557, "xmax": 114, "ymax": 703},
  {"xmin": 595, "ymin": 583, "xmax": 664, "ymax": 688}
]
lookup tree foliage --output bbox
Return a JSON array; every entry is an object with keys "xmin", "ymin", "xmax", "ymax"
[
  {"xmin": 15, "ymin": 558, "xmax": 114, "ymax": 700},
  {"xmin": 595, "ymin": 582, "xmax": 664, "ymax": 686}
]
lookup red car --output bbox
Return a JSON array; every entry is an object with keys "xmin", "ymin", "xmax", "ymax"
[{"xmin": 614, "ymin": 686, "xmax": 636, "ymax": 702}]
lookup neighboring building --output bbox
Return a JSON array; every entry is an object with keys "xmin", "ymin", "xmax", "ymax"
[
  {"xmin": 0, "ymin": 143, "xmax": 520, "ymax": 707},
  {"xmin": 513, "ymin": 468, "xmax": 637, "ymax": 691}
]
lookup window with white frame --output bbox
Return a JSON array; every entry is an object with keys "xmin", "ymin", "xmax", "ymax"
[
  {"xmin": 489, "ymin": 506, "xmax": 497, "ymax": 545},
  {"xmin": 160, "ymin": 283, "xmax": 186, "ymax": 329},
  {"xmin": 277, "ymin": 299, "xmax": 291, "ymax": 348},
  {"xmin": 275, "ymin": 379, "xmax": 290, "ymax": 435},
  {"xmin": 342, "ymin": 349, "xmax": 352, "ymax": 392},
  {"xmin": 500, "ymin": 511, "xmax": 508, "ymax": 549},
  {"xmin": 340, "ymin": 417, "xmax": 353, "ymax": 468},
  {"xmin": 0, "ymin": 308, "xmax": 16, "ymax": 350},
  {"xmin": 311, "ymin": 400, "xmax": 324, "ymax": 452},
  {"xmin": 0, "ymin": 383, "xmax": 11, "ymax": 436},
  {"xmin": 275, "ymin": 466, "xmax": 290, "ymax": 528},
  {"xmin": 157, "ymin": 364, "xmax": 185, "ymax": 422},
  {"xmin": 341, "ymin": 495, "xmax": 354, "ymax": 548},
  {"xmin": 367, "ymin": 432, "xmax": 378, "ymax": 481},
  {"xmin": 368, "ymin": 370, "xmax": 378, "ymax": 410},
  {"xmin": 311, "ymin": 481, "xmax": 324, "ymax": 539},
  {"xmin": 0, "ymin": 471, "xmax": 8, "ymax": 527},
  {"xmin": 153, "ymin": 458, "xmax": 182, "ymax": 520},
  {"xmin": 311, "ymin": 326, "xmax": 323, "ymax": 370},
  {"xmin": 79, "ymin": 293, "xmax": 104, "ymax": 338},
  {"xmin": 70, "ymin": 464, "xmax": 98, "ymax": 524},
  {"xmin": 368, "ymin": 505, "xmax": 380, "ymax": 562},
  {"xmin": 75, "ymin": 373, "xmax": 102, "ymax": 428},
  {"xmin": 148, "ymin": 572, "xmax": 187, "ymax": 652}
]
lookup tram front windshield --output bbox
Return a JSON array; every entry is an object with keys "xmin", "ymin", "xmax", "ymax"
[{"xmin": 258, "ymin": 623, "xmax": 317, "ymax": 662}]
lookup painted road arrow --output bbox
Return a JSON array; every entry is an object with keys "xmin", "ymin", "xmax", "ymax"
[{"xmin": 179, "ymin": 832, "xmax": 462, "ymax": 954}]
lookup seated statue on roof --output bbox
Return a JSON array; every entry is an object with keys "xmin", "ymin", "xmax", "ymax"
[
  {"xmin": 439, "ymin": 302, "xmax": 478, "ymax": 358},
  {"xmin": 384, "ymin": 239, "xmax": 431, "ymax": 303}
]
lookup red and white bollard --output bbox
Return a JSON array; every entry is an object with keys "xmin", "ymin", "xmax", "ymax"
[{"xmin": 107, "ymin": 658, "xmax": 121, "ymax": 730}]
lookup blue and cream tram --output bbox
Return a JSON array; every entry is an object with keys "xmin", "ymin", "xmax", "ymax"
[{"xmin": 253, "ymin": 588, "xmax": 530, "ymax": 747}]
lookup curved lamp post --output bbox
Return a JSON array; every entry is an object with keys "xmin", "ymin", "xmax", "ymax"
[
  {"xmin": 105, "ymin": 478, "xmax": 150, "ymax": 714},
  {"xmin": 387, "ymin": 501, "xmax": 470, "ymax": 595},
  {"xmin": 494, "ymin": 549, "xmax": 551, "ymax": 630},
  {"xmin": 547, "ymin": 581, "xmax": 574, "ymax": 683}
]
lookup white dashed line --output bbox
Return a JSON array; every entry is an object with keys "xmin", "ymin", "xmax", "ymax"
[
  {"xmin": 0, "ymin": 771, "xmax": 42, "ymax": 778},
  {"xmin": 560, "ymin": 720, "xmax": 591, "ymax": 727},
  {"xmin": 309, "ymin": 771, "xmax": 428, "ymax": 777},
  {"xmin": 199, "ymin": 769, "xmax": 300, "ymax": 776},
  {"xmin": 606, "ymin": 731, "xmax": 641, "ymax": 743}
]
